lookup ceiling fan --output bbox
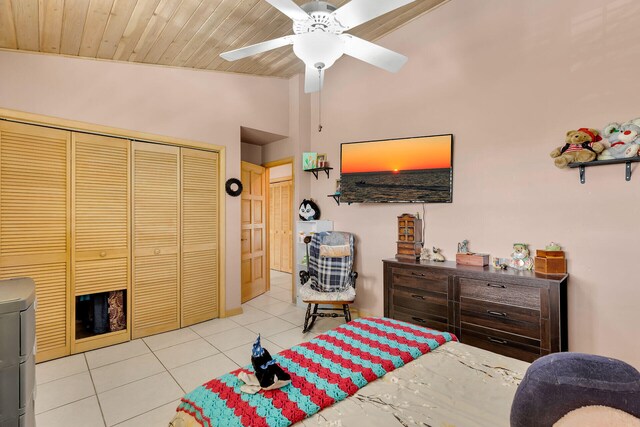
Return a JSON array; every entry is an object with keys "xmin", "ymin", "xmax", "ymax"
[{"xmin": 220, "ymin": 0, "xmax": 416, "ymax": 93}]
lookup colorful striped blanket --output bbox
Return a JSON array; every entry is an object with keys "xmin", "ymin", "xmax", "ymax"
[{"xmin": 176, "ymin": 317, "xmax": 457, "ymax": 427}]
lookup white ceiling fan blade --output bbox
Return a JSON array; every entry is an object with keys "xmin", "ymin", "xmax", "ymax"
[
  {"xmin": 264, "ymin": 0, "xmax": 309, "ymax": 21},
  {"xmin": 332, "ymin": 0, "xmax": 416, "ymax": 30},
  {"xmin": 341, "ymin": 35, "xmax": 407, "ymax": 73},
  {"xmin": 220, "ymin": 36, "xmax": 295, "ymax": 61},
  {"xmin": 305, "ymin": 66, "xmax": 324, "ymax": 93}
]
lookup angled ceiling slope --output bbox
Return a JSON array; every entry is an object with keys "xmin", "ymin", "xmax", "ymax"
[
  {"xmin": 0, "ymin": 0, "xmax": 446, "ymax": 78},
  {"xmin": 241, "ymin": 126, "xmax": 287, "ymax": 146}
]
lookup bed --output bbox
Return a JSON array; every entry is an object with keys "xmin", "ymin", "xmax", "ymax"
[{"xmin": 169, "ymin": 318, "xmax": 529, "ymax": 427}]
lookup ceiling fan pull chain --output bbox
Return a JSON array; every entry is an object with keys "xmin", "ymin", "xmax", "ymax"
[{"xmin": 318, "ymin": 67, "xmax": 323, "ymax": 132}]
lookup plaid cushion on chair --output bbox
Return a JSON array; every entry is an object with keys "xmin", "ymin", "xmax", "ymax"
[{"xmin": 308, "ymin": 231, "xmax": 354, "ymax": 292}]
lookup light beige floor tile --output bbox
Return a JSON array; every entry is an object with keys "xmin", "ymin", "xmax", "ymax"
[
  {"xmin": 228, "ymin": 305, "xmax": 274, "ymax": 326},
  {"xmin": 91, "ymin": 353, "xmax": 165, "ymax": 393},
  {"xmin": 189, "ymin": 317, "xmax": 238, "ymax": 337},
  {"xmin": 203, "ymin": 326, "xmax": 257, "ymax": 351},
  {"xmin": 307, "ymin": 316, "xmax": 347, "ymax": 333},
  {"xmin": 113, "ymin": 400, "xmax": 180, "ymax": 427},
  {"xmin": 277, "ymin": 307, "xmax": 308, "ymax": 326},
  {"xmin": 223, "ymin": 339, "xmax": 283, "ymax": 368},
  {"xmin": 244, "ymin": 293, "xmax": 281, "ymax": 309},
  {"xmin": 85, "ymin": 339, "xmax": 150, "ymax": 369},
  {"xmin": 98, "ymin": 372, "xmax": 183, "ymax": 426},
  {"xmin": 169, "ymin": 354, "xmax": 238, "ymax": 393},
  {"xmin": 154, "ymin": 338, "xmax": 219, "ymax": 369},
  {"xmin": 35, "ymin": 372, "xmax": 95, "ymax": 414},
  {"xmin": 269, "ymin": 289, "xmax": 294, "ymax": 302},
  {"xmin": 259, "ymin": 300, "xmax": 299, "ymax": 316},
  {"xmin": 268, "ymin": 328, "xmax": 318, "ymax": 349},
  {"xmin": 35, "ymin": 396, "xmax": 104, "ymax": 427},
  {"xmin": 143, "ymin": 328, "xmax": 200, "ymax": 351},
  {"xmin": 36, "ymin": 353, "xmax": 87, "ymax": 385},
  {"xmin": 244, "ymin": 317, "xmax": 297, "ymax": 337}
]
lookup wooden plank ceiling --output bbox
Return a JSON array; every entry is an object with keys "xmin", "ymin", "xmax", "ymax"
[{"xmin": 0, "ymin": 0, "xmax": 445, "ymax": 78}]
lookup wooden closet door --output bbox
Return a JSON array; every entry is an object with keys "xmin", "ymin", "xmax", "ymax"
[
  {"xmin": 181, "ymin": 148, "xmax": 219, "ymax": 327},
  {"xmin": 72, "ymin": 133, "xmax": 130, "ymax": 352},
  {"xmin": 269, "ymin": 183, "xmax": 281, "ymax": 271},
  {"xmin": 0, "ymin": 121, "xmax": 71, "ymax": 362},
  {"xmin": 280, "ymin": 180, "xmax": 292, "ymax": 274},
  {"xmin": 241, "ymin": 161, "xmax": 266, "ymax": 302},
  {"xmin": 132, "ymin": 142, "xmax": 180, "ymax": 338}
]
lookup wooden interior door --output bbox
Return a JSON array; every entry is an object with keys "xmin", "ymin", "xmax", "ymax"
[
  {"xmin": 269, "ymin": 179, "xmax": 292, "ymax": 274},
  {"xmin": 0, "ymin": 121, "xmax": 71, "ymax": 362},
  {"xmin": 269, "ymin": 183, "xmax": 281, "ymax": 271},
  {"xmin": 181, "ymin": 148, "xmax": 219, "ymax": 326},
  {"xmin": 241, "ymin": 161, "xmax": 266, "ymax": 303},
  {"xmin": 132, "ymin": 142, "xmax": 180, "ymax": 339},
  {"xmin": 71, "ymin": 133, "xmax": 130, "ymax": 352}
]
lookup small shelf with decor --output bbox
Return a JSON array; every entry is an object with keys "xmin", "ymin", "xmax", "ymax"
[
  {"xmin": 327, "ymin": 193, "xmax": 351, "ymax": 206},
  {"xmin": 568, "ymin": 157, "xmax": 640, "ymax": 184},
  {"xmin": 304, "ymin": 167, "xmax": 333, "ymax": 179}
]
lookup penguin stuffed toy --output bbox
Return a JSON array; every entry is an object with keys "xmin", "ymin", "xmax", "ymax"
[{"xmin": 238, "ymin": 335, "xmax": 291, "ymax": 394}]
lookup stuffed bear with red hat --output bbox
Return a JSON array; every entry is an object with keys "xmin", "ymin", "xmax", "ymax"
[{"xmin": 550, "ymin": 128, "xmax": 605, "ymax": 168}]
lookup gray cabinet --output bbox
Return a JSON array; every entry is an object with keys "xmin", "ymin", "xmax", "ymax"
[{"xmin": 0, "ymin": 278, "xmax": 36, "ymax": 427}]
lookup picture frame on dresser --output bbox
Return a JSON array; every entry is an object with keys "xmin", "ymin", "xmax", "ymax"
[{"xmin": 382, "ymin": 258, "xmax": 568, "ymax": 362}]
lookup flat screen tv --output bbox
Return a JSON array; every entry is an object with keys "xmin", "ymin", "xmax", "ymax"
[{"xmin": 340, "ymin": 134, "xmax": 453, "ymax": 203}]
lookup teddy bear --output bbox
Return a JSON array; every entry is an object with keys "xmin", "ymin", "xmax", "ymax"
[
  {"xmin": 598, "ymin": 119, "xmax": 640, "ymax": 160},
  {"xmin": 550, "ymin": 128, "xmax": 605, "ymax": 168}
]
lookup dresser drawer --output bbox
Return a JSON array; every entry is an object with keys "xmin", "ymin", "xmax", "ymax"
[
  {"xmin": 459, "ymin": 277, "xmax": 540, "ymax": 310},
  {"xmin": 460, "ymin": 299, "xmax": 540, "ymax": 340},
  {"xmin": 460, "ymin": 323, "xmax": 541, "ymax": 362},
  {"xmin": 392, "ymin": 286, "xmax": 448, "ymax": 319},
  {"xmin": 392, "ymin": 267, "xmax": 448, "ymax": 294},
  {"xmin": 392, "ymin": 306, "xmax": 449, "ymax": 333}
]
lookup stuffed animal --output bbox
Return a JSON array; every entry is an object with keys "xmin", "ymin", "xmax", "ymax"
[
  {"xmin": 298, "ymin": 199, "xmax": 320, "ymax": 221},
  {"xmin": 598, "ymin": 119, "xmax": 640, "ymax": 160},
  {"xmin": 550, "ymin": 128, "xmax": 605, "ymax": 168},
  {"xmin": 509, "ymin": 243, "xmax": 534, "ymax": 271},
  {"xmin": 238, "ymin": 335, "xmax": 291, "ymax": 394}
]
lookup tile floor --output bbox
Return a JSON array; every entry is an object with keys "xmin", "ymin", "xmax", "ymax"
[{"xmin": 35, "ymin": 270, "xmax": 351, "ymax": 427}]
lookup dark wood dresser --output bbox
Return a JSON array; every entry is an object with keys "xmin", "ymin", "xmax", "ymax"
[{"xmin": 383, "ymin": 258, "xmax": 568, "ymax": 362}]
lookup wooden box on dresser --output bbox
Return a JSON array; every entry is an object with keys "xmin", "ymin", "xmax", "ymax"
[{"xmin": 383, "ymin": 259, "xmax": 568, "ymax": 362}]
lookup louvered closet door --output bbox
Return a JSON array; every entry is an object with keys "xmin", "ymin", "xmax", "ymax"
[
  {"xmin": 132, "ymin": 142, "xmax": 180, "ymax": 339},
  {"xmin": 72, "ymin": 133, "xmax": 130, "ymax": 351},
  {"xmin": 181, "ymin": 148, "xmax": 219, "ymax": 327},
  {"xmin": 280, "ymin": 180, "xmax": 292, "ymax": 274},
  {"xmin": 269, "ymin": 183, "xmax": 281, "ymax": 271},
  {"xmin": 0, "ymin": 121, "xmax": 70, "ymax": 362}
]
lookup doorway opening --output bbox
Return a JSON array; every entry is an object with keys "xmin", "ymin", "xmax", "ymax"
[{"xmin": 265, "ymin": 160, "xmax": 295, "ymax": 303}]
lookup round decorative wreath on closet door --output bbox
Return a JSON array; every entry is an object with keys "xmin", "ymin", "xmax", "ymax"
[{"xmin": 225, "ymin": 178, "xmax": 243, "ymax": 197}]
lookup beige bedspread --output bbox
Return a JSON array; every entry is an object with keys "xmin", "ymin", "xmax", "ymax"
[{"xmin": 170, "ymin": 341, "xmax": 529, "ymax": 427}]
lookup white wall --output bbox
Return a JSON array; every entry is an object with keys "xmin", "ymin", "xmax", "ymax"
[
  {"xmin": 0, "ymin": 50, "xmax": 290, "ymax": 311},
  {"xmin": 241, "ymin": 142, "xmax": 263, "ymax": 165},
  {"xmin": 307, "ymin": 0, "xmax": 640, "ymax": 367}
]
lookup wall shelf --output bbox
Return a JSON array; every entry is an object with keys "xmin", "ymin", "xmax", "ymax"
[
  {"xmin": 568, "ymin": 157, "xmax": 640, "ymax": 184},
  {"xmin": 304, "ymin": 167, "xmax": 333, "ymax": 179},
  {"xmin": 327, "ymin": 193, "xmax": 350, "ymax": 206}
]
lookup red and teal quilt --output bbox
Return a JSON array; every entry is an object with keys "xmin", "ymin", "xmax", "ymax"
[{"xmin": 176, "ymin": 317, "xmax": 457, "ymax": 427}]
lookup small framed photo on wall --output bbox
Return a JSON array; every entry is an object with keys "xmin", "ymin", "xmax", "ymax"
[
  {"xmin": 317, "ymin": 154, "xmax": 327, "ymax": 168},
  {"xmin": 302, "ymin": 152, "xmax": 318, "ymax": 170}
]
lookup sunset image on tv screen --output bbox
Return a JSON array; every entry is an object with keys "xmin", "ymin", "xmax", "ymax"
[{"xmin": 340, "ymin": 135, "xmax": 453, "ymax": 203}]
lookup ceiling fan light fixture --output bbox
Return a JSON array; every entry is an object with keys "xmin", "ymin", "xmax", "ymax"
[{"xmin": 293, "ymin": 32, "xmax": 345, "ymax": 70}]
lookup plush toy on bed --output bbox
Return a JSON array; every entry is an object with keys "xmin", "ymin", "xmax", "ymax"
[
  {"xmin": 238, "ymin": 335, "xmax": 291, "ymax": 394},
  {"xmin": 299, "ymin": 199, "xmax": 320, "ymax": 221},
  {"xmin": 550, "ymin": 128, "xmax": 604, "ymax": 168}
]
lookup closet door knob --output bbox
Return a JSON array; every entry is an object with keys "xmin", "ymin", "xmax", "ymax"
[
  {"xmin": 100, "ymin": 251, "xmax": 107, "ymax": 258},
  {"xmin": 154, "ymin": 249, "xmax": 161, "ymax": 255}
]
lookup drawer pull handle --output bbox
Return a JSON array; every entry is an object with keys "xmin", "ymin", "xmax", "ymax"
[
  {"xmin": 411, "ymin": 294, "xmax": 425, "ymax": 300},
  {"xmin": 411, "ymin": 316, "xmax": 426, "ymax": 324},
  {"xmin": 487, "ymin": 283, "xmax": 506, "ymax": 289},
  {"xmin": 487, "ymin": 310, "xmax": 507, "ymax": 317},
  {"xmin": 487, "ymin": 337, "xmax": 508, "ymax": 345},
  {"xmin": 99, "ymin": 251, "xmax": 107, "ymax": 258},
  {"xmin": 154, "ymin": 249, "xmax": 161, "ymax": 255},
  {"xmin": 411, "ymin": 272, "xmax": 425, "ymax": 277}
]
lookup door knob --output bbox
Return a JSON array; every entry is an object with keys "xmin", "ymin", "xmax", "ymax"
[
  {"xmin": 154, "ymin": 249, "xmax": 161, "ymax": 255},
  {"xmin": 100, "ymin": 251, "xmax": 107, "ymax": 257}
]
